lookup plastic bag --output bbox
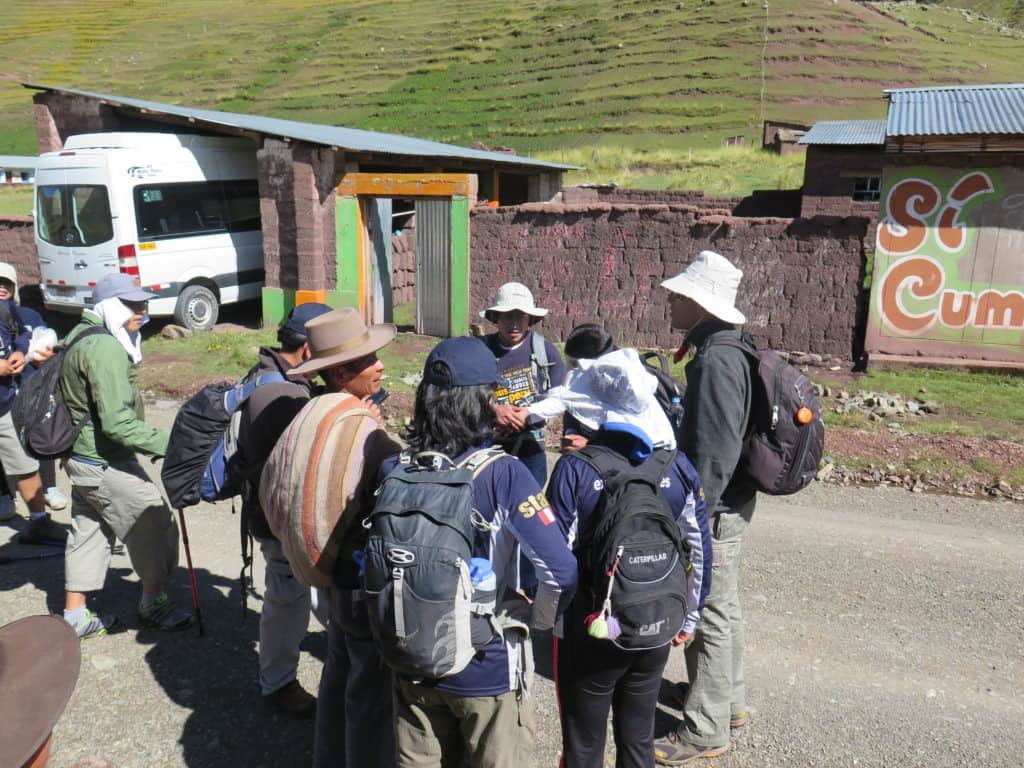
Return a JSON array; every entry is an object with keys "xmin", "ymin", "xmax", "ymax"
[{"xmin": 27, "ymin": 327, "xmax": 57, "ymax": 363}]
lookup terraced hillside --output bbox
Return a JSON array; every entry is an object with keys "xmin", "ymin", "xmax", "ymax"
[{"xmin": 0, "ymin": 0, "xmax": 1022, "ymax": 156}]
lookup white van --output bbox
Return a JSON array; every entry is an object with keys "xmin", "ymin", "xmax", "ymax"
[{"xmin": 34, "ymin": 132, "xmax": 263, "ymax": 330}]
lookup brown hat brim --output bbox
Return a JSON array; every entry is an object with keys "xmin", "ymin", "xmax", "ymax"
[
  {"xmin": 0, "ymin": 615, "xmax": 80, "ymax": 767},
  {"xmin": 289, "ymin": 324, "xmax": 397, "ymax": 377}
]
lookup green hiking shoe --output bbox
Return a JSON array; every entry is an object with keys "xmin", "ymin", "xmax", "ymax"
[
  {"xmin": 138, "ymin": 593, "xmax": 195, "ymax": 631},
  {"xmin": 654, "ymin": 732, "xmax": 730, "ymax": 766},
  {"xmin": 67, "ymin": 609, "xmax": 120, "ymax": 640}
]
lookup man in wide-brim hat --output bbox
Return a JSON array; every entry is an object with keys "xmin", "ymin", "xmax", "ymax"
[
  {"xmin": 289, "ymin": 308, "xmax": 402, "ymax": 768},
  {"xmin": 654, "ymin": 251, "xmax": 754, "ymax": 766}
]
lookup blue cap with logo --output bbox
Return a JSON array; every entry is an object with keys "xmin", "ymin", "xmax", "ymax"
[
  {"xmin": 92, "ymin": 273, "xmax": 158, "ymax": 304},
  {"xmin": 280, "ymin": 302, "xmax": 334, "ymax": 337},
  {"xmin": 423, "ymin": 337, "xmax": 504, "ymax": 389}
]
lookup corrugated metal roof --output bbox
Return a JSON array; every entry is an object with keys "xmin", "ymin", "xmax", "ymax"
[
  {"xmin": 22, "ymin": 83, "xmax": 579, "ymax": 171},
  {"xmin": 799, "ymin": 120, "xmax": 886, "ymax": 146},
  {"xmin": 885, "ymin": 83, "xmax": 1024, "ymax": 137},
  {"xmin": 0, "ymin": 155, "xmax": 36, "ymax": 168}
]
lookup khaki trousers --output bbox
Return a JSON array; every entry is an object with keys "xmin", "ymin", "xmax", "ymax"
[
  {"xmin": 64, "ymin": 459, "xmax": 179, "ymax": 592},
  {"xmin": 394, "ymin": 675, "xmax": 535, "ymax": 768}
]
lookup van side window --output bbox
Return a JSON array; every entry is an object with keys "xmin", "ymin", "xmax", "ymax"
[
  {"xmin": 221, "ymin": 180, "xmax": 261, "ymax": 233},
  {"xmin": 36, "ymin": 185, "xmax": 114, "ymax": 247},
  {"xmin": 135, "ymin": 181, "xmax": 227, "ymax": 240},
  {"xmin": 134, "ymin": 180, "xmax": 261, "ymax": 240}
]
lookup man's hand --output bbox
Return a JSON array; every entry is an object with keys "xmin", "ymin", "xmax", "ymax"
[
  {"xmin": 671, "ymin": 630, "xmax": 692, "ymax": 647},
  {"xmin": 494, "ymin": 403, "xmax": 528, "ymax": 431},
  {"xmin": 361, "ymin": 397, "xmax": 382, "ymax": 422},
  {"xmin": 6, "ymin": 352, "xmax": 26, "ymax": 375},
  {"xmin": 31, "ymin": 347, "xmax": 55, "ymax": 364},
  {"xmin": 560, "ymin": 434, "xmax": 589, "ymax": 453}
]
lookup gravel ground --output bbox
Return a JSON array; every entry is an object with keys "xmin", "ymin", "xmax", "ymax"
[{"xmin": 1, "ymin": 398, "xmax": 1022, "ymax": 768}]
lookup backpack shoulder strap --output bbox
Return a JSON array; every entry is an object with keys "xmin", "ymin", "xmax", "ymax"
[
  {"xmin": 640, "ymin": 350, "xmax": 670, "ymax": 375},
  {"xmin": 460, "ymin": 446, "xmax": 508, "ymax": 477},
  {"xmin": 226, "ymin": 371, "xmax": 289, "ymax": 412},
  {"xmin": 63, "ymin": 325, "xmax": 109, "ymax": 351},
  {"xmin": 529, "ymin": 332, "xmax": 553, "ymax": 393}
]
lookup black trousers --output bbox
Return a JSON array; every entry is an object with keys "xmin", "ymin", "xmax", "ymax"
[{"xmin": 557, "ymin": 612, "xmax": 671, "ymax": 768}]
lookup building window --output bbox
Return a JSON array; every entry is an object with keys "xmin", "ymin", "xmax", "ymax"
[{"xmin": 853, "ymin": 176, "xmax": 881, "ymax": 202}]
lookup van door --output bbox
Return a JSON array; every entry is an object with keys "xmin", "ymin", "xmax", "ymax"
[{"xmin": 36, "ymin": 162, "xmax": 117, "ymax": 311}]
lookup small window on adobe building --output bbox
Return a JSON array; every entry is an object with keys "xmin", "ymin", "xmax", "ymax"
[{"xmin": 853, "ymin": 176, "xmax": 881, "ymax": 202}]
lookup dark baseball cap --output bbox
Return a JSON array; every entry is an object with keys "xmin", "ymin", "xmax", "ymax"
[
  {"xmin": 279, "ymin": 302, "xmax": 333, "ymax": 337},
  {"xmin": 91, "ymin": 273, "xmax": 158, "ymax": 304},
  {"xmin": 423, "ymin": 337, "xmax": 504, "ymax": 389}
]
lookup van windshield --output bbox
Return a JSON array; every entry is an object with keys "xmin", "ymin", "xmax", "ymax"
[{"xmin": 36, "ymin": 185, "xmax": 114, "ymax": 247}]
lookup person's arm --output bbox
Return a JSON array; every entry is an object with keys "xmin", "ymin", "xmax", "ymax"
[
  {"xmin": 544, "ymin": 340, "xmax": 567, "ymax": 391},
  {"xmin": 11, "ymin": 306, "xmax": 30, "ymax": 356},
  {"xmin": 86, "ymin": 339, "xmax": 169, "ymax": 457},
  {"xmin": 674, "ymin": 462, "xmax": 709, "ymax": 637},
  {"xmin": 681, "ymin": 350, "xmax": 750, "ymax": 512},
  {"xmin": 502, "ymin": 463, "xmax": 578, "ymax": 630}
]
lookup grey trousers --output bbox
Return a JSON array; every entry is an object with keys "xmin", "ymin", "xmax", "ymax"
[
  {"xmin": 258, "ymin": 537, "xmax": 317, "ymax": 696},
  {"xmin": 678, "ymin": 497, "xmax": 756, "ymax": 748},
  {"xmin": 64, "ymin": 459, "xmax": 179, "ymax": 593},
  {"xmin": 313, "ymin": 587, "xmax": 395, "ymax": 768},
  {"xmin": 394, "ymin": 676, "xmax": 535, "ymax": 768}
]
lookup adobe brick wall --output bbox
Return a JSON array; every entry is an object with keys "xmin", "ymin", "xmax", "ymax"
[
  {"xmin": 0, "ymin": 216, "xmax": 40, "ymax": 285},
  {"xmin": 32, "ymin": 92, "xmax": 121, "ymax": 153},
  {"xmin": 563, "ymin": 185, "xmax": 802, "ymax": 218},
  {"xmin": 801, "ymin": 145, "xmax": 884, "ymax": 219},
  {"xmin": 469, "ymin": 203, "xmax": 871, "ymax": 359}
]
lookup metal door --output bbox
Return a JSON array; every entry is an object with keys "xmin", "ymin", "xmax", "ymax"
[
  {"xmin": 366, "ymin": 198, "xmax": 393, "ymax": 324},
  {"xmin": 415, "ymin": 199, "xmax": 451, "ymax": 336}
]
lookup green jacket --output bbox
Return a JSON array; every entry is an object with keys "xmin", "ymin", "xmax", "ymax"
[{"xmin": 59, "ymin": 311, "xmax": 169, "ymax": 463}]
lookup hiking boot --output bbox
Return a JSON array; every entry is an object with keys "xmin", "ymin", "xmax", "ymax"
[
  {"xmin": 0, "ymin": 494, "xmax": 15, "ymax": 522},
  {"xmin": 67, "ymin": 609, "xmax": 120, "ymax": 640},
  {"xmin": 730, "ymin": 710, "xmax": 748, "ymax": 729},
  {"xmin": 265, "ymin": 679, "xmax": 316, "ymax": 717},
  {"xmin": 17, "ymin": 515, "xmax": 68, "ymax": 545},
  {"xmin": 45, "ymin": 486, "xmax": 68, "ymax": 511},
  {"xmin": 138, "ymin": 593, "xmax": 195, "ymax": 631},
  {"xmin": 654, "ymin": 732, "xmax": 730, "ymax": 766}
]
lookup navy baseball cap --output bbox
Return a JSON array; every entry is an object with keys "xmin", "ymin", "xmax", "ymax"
[
  {"xmin": 423, "ymin": 337, "xmax": 504, "ymax": 389},
  {"xmin": 92, "ymin": 273, "xmax": 158, "ymax": 304},
  {"xmin": 280, "ymin": 302, "xmax": 333, "ymax": 337}
]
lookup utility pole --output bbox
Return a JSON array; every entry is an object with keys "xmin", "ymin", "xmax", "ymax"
[{"xmin": 760, "ymin": 0, "xmax": 770, "ymax": 129}]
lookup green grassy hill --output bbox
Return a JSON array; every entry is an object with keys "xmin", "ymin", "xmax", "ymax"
[{"xmin": 0, "ymin": 0, "xmax": 1022, "ymax": 158}]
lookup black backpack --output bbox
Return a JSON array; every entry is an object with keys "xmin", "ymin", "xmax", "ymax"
[
  {"xmin": 362, "ymin": 448, "xmax": 506, "ymax": 678},
  {"xmin": 12, "ymin": 326, "xmax": 109, "ymax": 461},
  {"xmin": 574, "ymin": 445, "xmax": 688, "ymax": 651},
  {"xmin": 640, "ymin": 351, "xmax": 686, "ymax": 435},
  {"xmin": 710, "ymin": 335, "xmax": 824, "ymax": 495},
  {"xmin": 161, "ymin": 370, "xmax": 284, "ymax": 509}
]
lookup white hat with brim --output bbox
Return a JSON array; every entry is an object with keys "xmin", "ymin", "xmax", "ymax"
[
  {"xmin": 479, "ymin": 281, "xmax": 548, "ymax": 319},
  {"xmin": 0, "ymin": 263, "xmax": 18, "ymax": 302},
  {"xmin": 290, "ymin": 308, "xmax": 396, "ymax": 377},
  {"xmin": 661, "ymin": 250, "xmax": 747, "ymax": 325}
]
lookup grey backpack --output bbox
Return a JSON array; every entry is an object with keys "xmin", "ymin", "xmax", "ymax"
[{"xmin": 362, "ymin": 448, "xmax": 506, "ymax": 678}]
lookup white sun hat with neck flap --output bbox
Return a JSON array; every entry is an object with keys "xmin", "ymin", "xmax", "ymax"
[
  {"xmin": 480, "ymin": 282, "xmax": 548, "ymax": 319},
  {"xmin": 660, "ymin": 250, "xmax": 746, "ymax": 325}
]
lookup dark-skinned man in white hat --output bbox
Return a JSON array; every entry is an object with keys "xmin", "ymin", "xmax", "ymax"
[{"xmin": 654, "ymin": 250, "xmax": 756, "ymax": 766}]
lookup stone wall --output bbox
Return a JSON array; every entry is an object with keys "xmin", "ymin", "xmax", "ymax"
[
  {"xmin": 0, "ymin": 216, "xmax": 39, "ymax": 285},
  {"xmin": 470, "ymin": 203, "xmax": 871, "ymax": 359},
  {"xmin": 801, "ymin": 145, "xmax": 884, "ymax": 219}
]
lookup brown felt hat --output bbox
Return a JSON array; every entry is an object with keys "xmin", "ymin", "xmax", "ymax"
[
  {"xmin": 289, "ymin": 308, "xmax": 396, "ymax": 377},
  {"xmin": 0, "ymin": 615, "xmax": 81, "ymax": 767}
]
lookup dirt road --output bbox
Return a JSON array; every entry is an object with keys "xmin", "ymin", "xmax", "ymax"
[{"xmin": 1, "ymin": 398, "xmax": 1021, "ymax": 767}]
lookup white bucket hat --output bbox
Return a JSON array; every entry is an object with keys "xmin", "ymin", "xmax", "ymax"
[
  {"xmin": 661, "ymin": 250, "xmax": 746, "ymax": 325},
  {"xmin": 480, "ymin": 281, "xmax": 548, "ymax": 319}
]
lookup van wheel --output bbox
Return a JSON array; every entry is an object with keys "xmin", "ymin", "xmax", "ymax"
[{"xmin": 174, "ymin": 285, "xmax": 219, "ymax": 331}]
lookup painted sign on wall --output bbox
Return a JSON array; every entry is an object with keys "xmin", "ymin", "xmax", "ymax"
[{"xmin": 866, "ymin": 166, "xmax": 1024, "ymax": 363}]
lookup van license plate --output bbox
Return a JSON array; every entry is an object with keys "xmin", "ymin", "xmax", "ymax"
[{"xmin": 49, "ymin": 286, "xmax": 76, "ymax": 298}]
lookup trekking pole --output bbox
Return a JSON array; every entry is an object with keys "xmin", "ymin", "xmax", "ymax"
[
  {"xmin": 0, "ymin": 550, "xmax": 64, "ymax": 565},
  {"xmin": 177, "ymin": 507, "xmax": 205, "ymax": 637}
]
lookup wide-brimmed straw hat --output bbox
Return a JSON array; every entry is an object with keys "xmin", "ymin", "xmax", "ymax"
[
  {"xmin": 660, "ymin": 250, "xmax": 746, "ymax": 325},
  {"xmin": 0, "ymin": 615, "xmax": 80, "ymax": 768},
  {"xmin": 479, "ymin": 282, "xmax": 548, "ymax": 320},
  {"xmin": 289, "ymin": 308, "xmax": 395, "ymax": 376}
]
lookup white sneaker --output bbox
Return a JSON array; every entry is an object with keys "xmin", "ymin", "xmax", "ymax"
[
  {"xmin": 0, "ymin": 494, "xmax": 15, "ymax": 522},
  {"xmin": 45, "ymin": 487, "xmax": 68, "ymax": 511}
]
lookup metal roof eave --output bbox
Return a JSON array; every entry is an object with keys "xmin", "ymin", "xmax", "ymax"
[{"xmin": 22, "ymin": 82, "xmax": 581, "ymax": 172}]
